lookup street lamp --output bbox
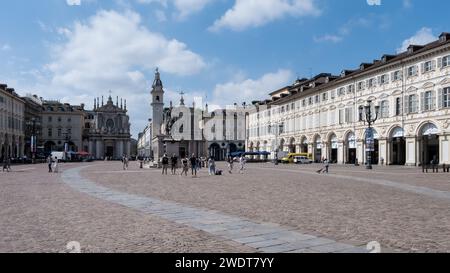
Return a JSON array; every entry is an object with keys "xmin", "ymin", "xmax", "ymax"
[
  {"xmin": 268, "ymin": 122, "xmax": 284, "ymax": 166},
  {"xmin": 26, "ymin": 117, "xmax": 40, "ymax": 164},
  {"xmin": 63, "ymin": 132, "xmax": 71, "ymax": 161},
  {"xmin": 359, "ymin": 100, "xmax": 380, "ymax": 170}
]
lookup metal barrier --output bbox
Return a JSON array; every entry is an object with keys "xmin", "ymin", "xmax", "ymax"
[{"xmin": 422, "ymin": 164, "xmax": 450, "ymax": 173}]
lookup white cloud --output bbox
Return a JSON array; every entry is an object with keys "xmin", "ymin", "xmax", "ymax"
[
  {"xmin": 33, "ymin": 9, "xmax": 206, "ymax": 137},
  {"xmin": 403, "ymin": 0, "xmax": 412, "ymax": 8},
  {"xmin": 173, "ymin": 0, "xmax": 213, "ymax": 20},
  {"xmin": 367, "ymin": 0, "xmax": 381, "ymax": 6},
  {"xmin": 1, "ymin": 44, "xmax": 11, "ymax": 51},
  {"xmin": 313, "ymin": 34, "xmax": 342, "ymax": 43},
  {"xmin": 209, "ymin": 0, "xmax": 320, "ymax": 32},
  {"xmin": 136, "ymin": 0, "xmax": 212, "ymax": 20},
  {"xmin": 211, "ymin": 69, "xmax": 293, "ymax": 107},
  {"xmin": 397, "ymin": 27, "xmax": 437, "ymax": 53},
  {"xmin": 66, "ymin": 0, "xmax": 81, "ymax": 6},
  {"xmin": 154, "ymin": 9, "xmax": 167, "ymax": 22}
]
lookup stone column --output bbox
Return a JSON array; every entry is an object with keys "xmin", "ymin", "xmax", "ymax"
[
  {"xmin": 116, "ymin": 140, "xmax": 122, "ymax": 159},
  {"xmin": 386, "ymin": 140, "xmax": 392, "ymax": 165},
  {"xmin": 89, "ymin": 141, "xmax": 94, "ymax": 156},
  {"xmin": 127, "ymin": 141, "xmax": 131, "ymax": 156},
  {"xmin": 357, "ymin": 140, "xmax": 364, "ymax": 165},
  {"xmin": 20, "ymin": 138, "xmax": 25, "ymax": 157},
  {"xmin": 96, "ymin": 140, "xmax": 103, "ymax": 159},
  {"xmin": 405, "ymin": 136, "xmax": 417, "ymax": 166},
  {"xmin": 440, "ymin": 134, "xmax": 450, "ymax": 165},
  {"xmin": 416, "ymin": 137, "xmax": 422, "ymax": 166},
  {"xmin": 338, "ymin": 141, "xmax": 344, "ymax": 164},
  {"xmin": 378, "ymin": 138, "xmax": 387, "ymax": 166},
  {"xmin": 322, "ymin": 142, "xmax": 329, "ymax": 161}
]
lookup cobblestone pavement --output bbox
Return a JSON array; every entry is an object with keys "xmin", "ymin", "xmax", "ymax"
[
  {"xmin": 2, "ymin": 161, "xmax": 450, "ymax": 252},
  {"xmin": 85, "ymin": 161, "xmax": 450, "ymax": 253},
  {"xmin": 0, "ymin": 164, "xmax": 254, "ymax": 253},
  {"xmin": 62, "ymin": 166, "xmax": 367, "ymax": 254}
]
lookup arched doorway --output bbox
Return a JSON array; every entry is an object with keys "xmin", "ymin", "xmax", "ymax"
[
  {"xmin": 314, "ymin": 135, "xmax": 322, "ymax": 162},
  {"xmin": 329, "ymin": 134, "xmax": 338, "ymax": 163},
  {"xmin": 364, "ymin": 129, "xmax": 380, "ymax": 165},
  {"xmin": 44, "ymin": 141, "xmax": 56, "ymax": 154},
  {"xmin": 300, "ymin": 137, "xmax": 308, "ymax": 153},
  {"xmin": 289, "ymin": 138, "xmax": 296, "ymax": 153},
  {"xmin": 346, "ymin": 132, "xmax": 356, "ymax": 164},
  {"xmin": 228, "ymin": 143, "xmax": 238, "ymax": 156},
  {"xmin": 67, "ymin": 141, "xmax": 77, "ymax": 152},
  {"xmin": 209, "ymin": 143, "xmax": 223, "ymax": 161},
  {"xmin": 1, "ymin": 144, "xmax": 5, "ymax": 162},
  {"xmin": 390, "ymin": 127, "xmax": 406, "ymax": 165},
  {"xmin": 279, "ymin": 139, "xmax": 286, "ymax": 152},
  {"xmin": 419, "ymin": 123, "xmax": 439, "ymax": 165}
]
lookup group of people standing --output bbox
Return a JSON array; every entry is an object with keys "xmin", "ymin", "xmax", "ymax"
[
  {"xmin": 2, "ymin": 157, "xmax": 12, "ymax": 172},
  {"xmin": 47, "ymin": 156, "xmax": 59, "ymax": 173},
  {"xmin": 160, "ymin": 154, "xmax": 247, "ymax": 177},
  {"xmin": 227, "ymin": 155, "xmax": 247, "ymax": 174}
]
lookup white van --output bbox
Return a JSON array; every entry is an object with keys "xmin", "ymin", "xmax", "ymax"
[
  {"xmin": 51, "ymin": 151, "xmax": 66, "ymax": 162},
  {"xmin": 294, "ymin": 156, "xmax": 313, "ymax": 164}
]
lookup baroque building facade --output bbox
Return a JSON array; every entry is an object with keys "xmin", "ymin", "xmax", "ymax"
[
  {"xmin": 84, "ymin": 95, "xmax": 131, "ymax": 159},
  {"xmin": 0, "ymin": 84, "xmax": 25, "ymax": 160},
  {"xmin": 40, "ymin": 100, "xmax": 85, "ymax": 154},
  {"xmin": 247, "ymin": 32, "xmax": 450, "ymax": 166},
  {"xmin": 137, "ymin": 122, "xmax": 152, "ymax": 158},
  {"xmin": 150, "ymin": 69, "xmax": 246, "ymax": 162}
]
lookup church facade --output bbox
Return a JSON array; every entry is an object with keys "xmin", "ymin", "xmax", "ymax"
[
  {"xmin": 149, "ymin": 69, "xmax": 246, "ymax": 162},
  {"xmin": 84, "ymin": 95, "xmax": 132, "ymax": 160}
]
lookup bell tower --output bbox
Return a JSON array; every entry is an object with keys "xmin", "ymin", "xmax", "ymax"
[{"xmin": 151, "ymin": 68, "xmax": 164, "ymax": 138}]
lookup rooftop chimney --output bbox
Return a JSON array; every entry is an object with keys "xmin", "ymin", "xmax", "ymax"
[
  {"xmin": 407, "ymin": 45, "xmax": 424, "ymax": 54},
  {"xmin": 440, "ymin": 32, "xmax": 450, "ymax": 43}
]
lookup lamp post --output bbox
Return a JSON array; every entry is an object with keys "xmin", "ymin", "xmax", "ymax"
[
  {"xmin": 26, "ymin": 117, "xmax": 40, "ymax": 164},
  {"xmin": 63, "ymin": 132, "xmax": 71, "ymax": 161},
  {"xmin": 268, "ymin": 122, "xmax": 284, "ymax": 166},
  {"xmin": 359, "ymin": 100, "xmax": 380, "ymax": 170}
]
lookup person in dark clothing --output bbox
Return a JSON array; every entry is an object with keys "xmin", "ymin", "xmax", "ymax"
[
  {"xmin": 190, "ymin": 154, "xmax": 197, "ymax": 177},
  {"xmin": 170, "ymin": 154, "xmax": 178, "ymax": 175},
  {"xmin": 161, "ymin": 154, "xmax": 169, "ymax": 175},
  {"xmin": 47, "ymin": 156, "xmax": 53, "ymax": 173}
]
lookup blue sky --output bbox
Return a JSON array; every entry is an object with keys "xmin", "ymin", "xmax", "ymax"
[{"xmin": 0, "ymin": 0, "xmax": 449, "ymax": 137}]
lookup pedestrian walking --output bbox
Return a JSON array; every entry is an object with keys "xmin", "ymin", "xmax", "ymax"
[
  {"xmin": 181, "ymin": 157, "xmax": 189, "ymax": 176},
  {"xmin": 170, "ymin": 154, "xmax": 178, "ymax": 175},
  {"xmin": 323, "ymin": 159, "xmax": 329, "ymax": 174},
  {"xmin": 161, "ymin": 154, "xmax": 169, "ymax": 175},
  {"xmin": 53, "ymin": 157, "xmax": 59, "ymax": 173},
  {"xmin": 47, "ymin": 155, "xmax": 53, "ymax": 173},
  {"xmin": 190, "ymin": 154, "xmax": 197, "ymax": 177},
  {"xmin": 227, "ymin": 156, "xmax": 234, "ymax": 174},
  {"xmin": 208, "ymin": 157, "xmax": 216, "ymax": 175},
  {"xmin": 2, "ymin": 157, "xmax": 11, "ymax": 172},
  {"xmin": 316, "ymin": 159, "xmax": 329, "ymax": 174},
  {"xmin": 123, "ymin": 155, "xmax": 129, "ymax": 170},
  {"xmin": 239, "ymin": 155, "xmax": 246, "ymax": 174}
]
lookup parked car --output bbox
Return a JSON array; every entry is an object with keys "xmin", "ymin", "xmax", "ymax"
[
  {"xmin": 294, "ymin": 156, "xmax": 313, "ymax": 164},
  {"xmin": 281, "ymin": 153, "xmax": 312, "ymax": 164}
]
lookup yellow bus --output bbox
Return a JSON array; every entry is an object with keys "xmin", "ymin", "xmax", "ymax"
[{"xmin": 281, "ymin": 153, "xmax": 313, "ymax": 164}]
